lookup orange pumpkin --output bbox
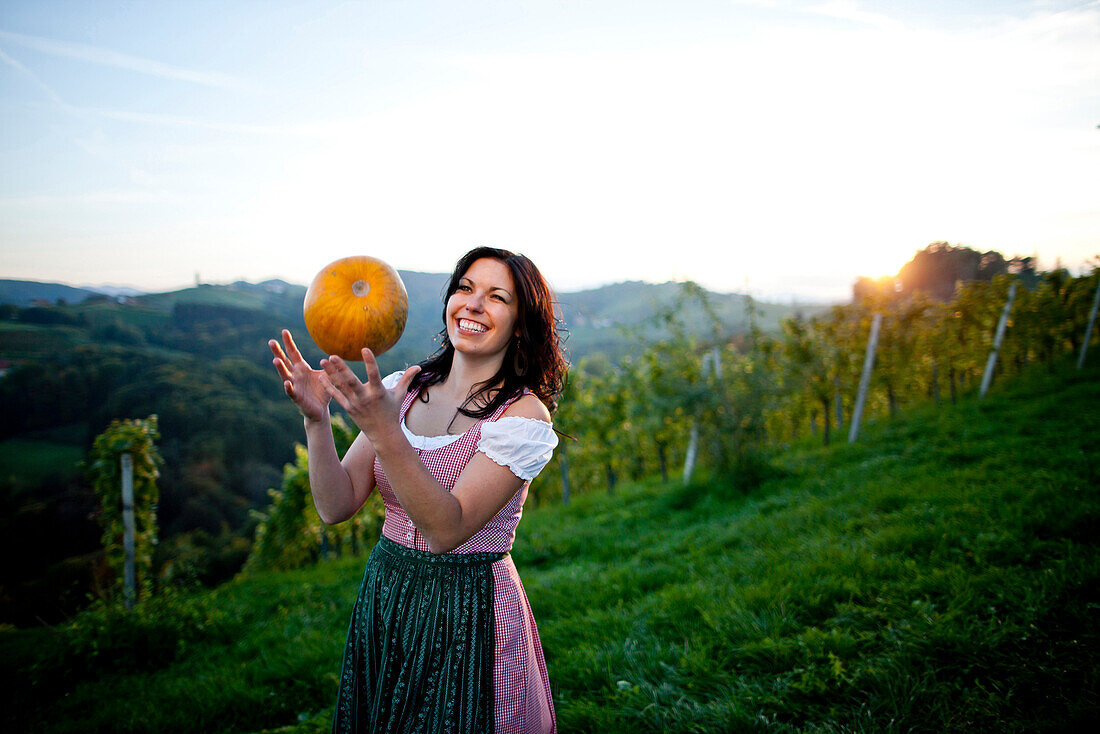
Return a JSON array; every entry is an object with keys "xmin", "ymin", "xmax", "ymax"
[{"xmin": 303, "ymin": 256, "xmax": 409, "ymax": 359}]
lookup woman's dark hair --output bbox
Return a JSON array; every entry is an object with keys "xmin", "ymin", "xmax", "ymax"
[{"xmin": 412, "ymin": 246, "xmax": 568, "ymax": 417}]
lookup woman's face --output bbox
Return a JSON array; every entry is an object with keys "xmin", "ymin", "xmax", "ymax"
[{"xmin": 445, "ymin": 257, "xmax": 520, "ymax": 360}]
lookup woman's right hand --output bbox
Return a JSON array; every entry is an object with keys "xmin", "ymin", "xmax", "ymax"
[{"xmin": 269, "ymin": 329, "xmax": 331, "ymax": 423}]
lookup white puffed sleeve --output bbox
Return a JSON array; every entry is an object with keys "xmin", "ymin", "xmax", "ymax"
[
  {"xmin": 381, "ymin": 370, "xmax": 405, "ymax": 390},
  {"xmin": 477, "ymin": 417, "xmax": 559, "ymax": 481}
]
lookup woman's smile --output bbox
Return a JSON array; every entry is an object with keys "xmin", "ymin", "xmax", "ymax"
[
  {"xmin": 446, "ymin": 257, "xmax": 519, "ymax": 356},
  {"xmin": 457, "ymin": 318, "xmax": 488, "ymax": 334}
]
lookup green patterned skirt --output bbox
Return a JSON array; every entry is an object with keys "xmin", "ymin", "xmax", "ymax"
[{"xmin": 332, "ymin": 535, "xmax": 506, "ymax": 734}]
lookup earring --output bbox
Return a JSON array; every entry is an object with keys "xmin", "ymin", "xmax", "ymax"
[{"xmin": 513, "ymin": 342, "xmax": 528, "ymax": 376}]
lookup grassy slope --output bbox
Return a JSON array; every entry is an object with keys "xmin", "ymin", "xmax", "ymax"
[
  {"xmin": 2, "ymin": 362, "xmax": 1097, "ymax": 733},
  {"xmin": 0, "ymin": 322, "xmax": 90, "ymax": 360},
  {"xmin": 557, "ymin": 282, "xmax": 827, "ymax": 361},
  {"xmin": 528, "ymin": 365, "xmax": 1099, "ymax": 732},
  {"xmin": 0, "ymin": 439, "xmax": 84, "ymax": 485}
]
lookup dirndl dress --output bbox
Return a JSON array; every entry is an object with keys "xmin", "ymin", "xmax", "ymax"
[{"xmin": 332, "ymin": 381, "xmax": 557, "ymax": 734}]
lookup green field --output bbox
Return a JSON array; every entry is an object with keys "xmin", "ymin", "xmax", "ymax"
[
  {"xmin": 0, "ymin": 439, "xmax": 85, "ymax": 485},
  {"xmin": 2, "ymin": 361, "xmax": 1097, "ymax": 732},
  {"xmin": 0, "ymin": 322, "xmax": 90, "ymax": 360},
  {"xmin": 73, "ymin": 299, "xmax": 172, "ymax": 330},
  {"xmin": 136, "ymin": 284, "xmax": 278, "ymax": 312}
]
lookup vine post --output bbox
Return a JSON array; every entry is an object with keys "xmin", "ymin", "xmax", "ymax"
[
  {"xmin": 1078, "ymin": 278, "xmax": 1100, "ymax": 370},
  {"xmin": 87, "ymin": 415, "xmax": 162, "ymax": 605},
  {"xmin": 848, "ymin": 311, "xmax": 882, "ymax": 444},
  {"xmin": 682, "ymin": 347, "xmax": 718, "ymax": 484},
  {"xmin": 682, "ymin": 423, "xmax": 700, "ymax": 485},
  {"xmin": 120, "ymin": 453, "xmax": 137, "ymax": 608},
  {"xmin": 980, "ymin": 282, "xmax": 1018, "ymax": 398}
]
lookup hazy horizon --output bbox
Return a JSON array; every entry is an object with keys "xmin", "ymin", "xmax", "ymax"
[
  {"xmin": 3, "ymin": 266, "xmax": 853, "ymax": 305},
  {"xmin": 3, "ymin": 1, "xmax": 1097, "ymax": 302}
]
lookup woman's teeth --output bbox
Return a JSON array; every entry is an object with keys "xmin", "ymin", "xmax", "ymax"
[{"xmin": 459, "ymin": 319, "xmax": 487, "ymax": 333}]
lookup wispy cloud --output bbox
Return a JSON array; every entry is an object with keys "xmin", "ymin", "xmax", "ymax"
[
  {"xmin": 731, "ymin": 0, "xmax": 903, "ymax": 28},
  {"xmin": 0, "ymin": 28, "xmax": 255, "ymax": 92},
  {"xmin": 1, "ymin": 42, "xmax": 314, "ymax": 138},
  {"xmin": 0, "ymin": 190, "xmax": 183, "ymax": 207},
  {"xmin": 804, "ymin": 1, "xmax": 903, "ymax": 31},
  {"xmin": 86, "ymin": 107, "xmax": 318, "ymax": 136},
  {"xmin": 0, "ymin": 46, "xmax": 78, "ymax": 113}
]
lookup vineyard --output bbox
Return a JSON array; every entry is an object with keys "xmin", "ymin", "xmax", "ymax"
[
  {"xmin": 241, "ymin": 259, "xmax": 1100, "ymax": 577},
  {"xmin": 1, "ymin": 249, "xmax": 1098, "ymax": 731},
  {"xmin": 2, "ymin": 333, "xmax": 1096, "ymax": 732},
  {"xmin": 533, "ymin": 264, "xmax": 1100, "ymax": 505}
]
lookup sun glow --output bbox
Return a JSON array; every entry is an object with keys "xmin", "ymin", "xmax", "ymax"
[{"xmin": 1, "ymin": 1, "xmax": 1097, "ymax": 299}]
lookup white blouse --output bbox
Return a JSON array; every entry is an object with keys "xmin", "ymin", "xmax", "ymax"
[{"xmin": 382, "ymin": 371, "xmax": 558, "ymax": 481}]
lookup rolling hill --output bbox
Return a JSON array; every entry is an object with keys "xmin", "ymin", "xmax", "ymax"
[
  {"xmin": 0, "ymin": 273, "xmax": 821, "ymax": 625},
  {"xmin": 1, "ymin": 273, "xmax": 822, "ymax": 370},
  {"xmin": 2, "ymin": 357, "xmax": 1095, "ymax": 732}
]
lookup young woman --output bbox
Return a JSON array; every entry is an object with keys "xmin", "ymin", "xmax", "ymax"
[{"xmin": 269, "ymin": 246, "xmax": 567, "ymax": 733}]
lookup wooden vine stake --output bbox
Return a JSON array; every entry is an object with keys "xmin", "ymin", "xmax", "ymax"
[
  {"xmin": 980, "ymin": 282, "xmax": 1017, "ymax": 398},
  {"xmin": 682, "ymin": 347, "xmax": 720, "ymax": 484},
  {"xmin": 120, "ymin": 453, "xmax": 137, "ymax": 609},
  {"xmin": 1078, "ymin": 278, "xmax": 1100, "ymax": 370},
  {"xmin": 682, "ymin": 423, "xmax": 700, "ymax": 485},
  {"xmin": 848, "ymin": 312, "xmax": 882, "ymax": 444},
  {"xmin": 88, "ymin": 415, "xmax": 162, "ymax": 605}
]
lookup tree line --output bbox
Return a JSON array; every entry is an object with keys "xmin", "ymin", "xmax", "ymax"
[
  {"xmin": 528, "ymin": 250, "xmax": 1098, "ymax": 506},
  {"xmin": 5, "ymin": 246, "xmax": 1097, "ymax": 615},
  {"xmin": 246, "ymin": 246, "xmax": 1098, "ymax": 576}
]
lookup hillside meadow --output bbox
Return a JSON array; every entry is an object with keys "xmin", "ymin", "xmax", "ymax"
[
  {"xmin": 2, "ymin": 359, "xmax": 1097, "ymax": 732},
  {"xmin": 1, "ymin": 274, "xmax": 802, "ymax": 625}
]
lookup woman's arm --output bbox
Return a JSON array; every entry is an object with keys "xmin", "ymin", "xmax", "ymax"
[
  {"xmin": 269, "ymin": 330, "xmax": 376, "ymax": 525},
  {"xmin": 322, "ymin": 351, "xmax": 549, "ymax": 553},
  {"xmin": 302, "ymin": 414, "xmax": 379, "ymax": 525},
  {"xmin": 374, "ymin": 396, "xmax": 547, "ymax": 553}
]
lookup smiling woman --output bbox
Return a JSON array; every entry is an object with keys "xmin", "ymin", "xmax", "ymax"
[
  {"xmin": 443, "ymin": 257, "xmax": 520, "ymax": 363},
  {"xmin": 269, "ymin": 246, "xmax": 567, "ymax": 733}
]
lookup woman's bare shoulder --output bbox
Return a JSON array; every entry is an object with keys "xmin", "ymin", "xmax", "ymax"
[{"xmin": 501, "ymin": 392, "xmax": 552, "ymax": 423}]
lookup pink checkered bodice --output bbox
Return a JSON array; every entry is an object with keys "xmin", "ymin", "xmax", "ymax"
[{"xmin": 375, "ymin": 385, "xmax": 531, "ymax": 555}]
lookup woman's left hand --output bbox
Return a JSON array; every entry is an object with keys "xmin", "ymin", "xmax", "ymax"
[{"xmin": 320, "ymin": 349, "xmax": 421, "ymax": 443}]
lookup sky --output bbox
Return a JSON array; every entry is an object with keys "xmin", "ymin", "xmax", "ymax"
[{"xmin": 1, "ymin": 0, "xmax": 1097, "ymax": 302}]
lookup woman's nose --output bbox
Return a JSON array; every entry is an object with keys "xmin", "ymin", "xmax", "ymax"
[{"xmin": 465, "ymin": 294, "xmax": 484, "ymax": 311}]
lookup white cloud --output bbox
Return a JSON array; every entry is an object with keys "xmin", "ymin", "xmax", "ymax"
[
  {"xmin": 85, "ymin": 107, "xmax": 318, "ymax": 136},
  {"xmin": 0, "ymin": 29, "xmax": 256, "ymax": 91},
  {"xmin": 248, "ymin": 4, "xmax": 1097, "ymax": 292},
  {"xmin": 805, "ymin": 0, "xmax": 904, "ymax": 31},
  {"xmin": 0, "ymin": 45, "xmax": 77, "ymax": 113},
  {"xmin": 0, "ymin": 190, "xmax": 182, "ymax": 207},
  {"xmin": 3, "ymin": 1, "xmax": 1097, "ymax": 298}
]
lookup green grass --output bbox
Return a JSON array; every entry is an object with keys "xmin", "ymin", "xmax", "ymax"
[
  {"xmin": 0, "ymin": 322, "xmax": 90, "ymax": 360},
  {"xmin": 523, "ymin": 367, "xmax": 1100, "ymax": 732},
  {"xmin": 0, "ymin": 439, "xmax": 85, "ymax": 485},
  {"xmin": 2, "ymin": 361, "xmax": 1097, "ymax": 733},
  {"xmin": 136, "ymin": 285, "xmax": 270, "ymax": 311},
  {"xmin": 73, "ymin": 300, "xmax": 172, "ymax": 330}
]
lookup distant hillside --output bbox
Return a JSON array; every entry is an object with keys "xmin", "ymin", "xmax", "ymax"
[
  {"xmin": 1, "ymin": 274, "xmax": 822, "ymax": 367},
  {"xmin": 0, "ymin": 279, "xmax": 104, "ymax": 307},
  {"xmin": 558, "ymin": 281, "xmax": 825, "ymax": 360}
]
